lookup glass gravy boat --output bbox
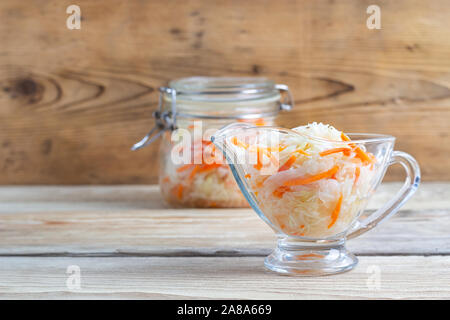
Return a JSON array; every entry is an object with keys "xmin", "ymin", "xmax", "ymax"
[{"xmin": 212, "ymin": 123, "xmax": 420, "ymax": 275}]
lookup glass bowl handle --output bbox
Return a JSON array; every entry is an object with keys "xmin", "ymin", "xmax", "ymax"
[{"xmin": 347, "ymin": 151, "xmax": 421, "ymax": 240}]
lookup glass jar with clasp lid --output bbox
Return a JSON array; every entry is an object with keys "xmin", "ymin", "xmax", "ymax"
[{"xmin": 132, "ymin": 77, "xmax": 294, "ymax": 208}]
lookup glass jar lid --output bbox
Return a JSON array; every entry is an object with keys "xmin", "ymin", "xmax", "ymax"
[
  {"xmin": 168, "ymin": 77, "xmax": 280, "ymax": 103},
  {"xmin": 163, "ymin": 77, "xmax": 292, "ymax": 120}
]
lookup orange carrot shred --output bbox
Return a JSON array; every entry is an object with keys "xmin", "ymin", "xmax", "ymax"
[
  {"xmin": 278, "ymin": 155, "xmax": 297, "ymax": 172},
  {"xmin": 341, "ymin": 132, "xmax": 353, "ymax": 144},
  {"xmin": 279, "ymin": 144, "xmax": 288, "ymax": 152},
  {"xmin": 341, "ymin": 132, "xmax": 349, "ymax": 141},
  {"xmin": 355, "ymin": 147, "xmax": 373, "ymax": 164},
  {"xmin": 231, "ymin": 136, "xmax": 249, "ymax": 149},
  {"xmin": 267, "ymin": 145, "xmax": 287, "ymax": 152},
  {"xmin": 253, "ymin": 147, "xmax": 277, "ymax": 170},
  {"xmin": 255, "ymin": 176, "xmax": 268, "ymax": 188},
  {"xmin": 176, "ymin": 164, "xmax": 194, "ymax": 173},
  {"xmin": 341, "ymin": 132, "xmax": 373, "ymax": 164},
  {"xmin": 295, "ymin": 148, "xmax": 311, "ymax": 156},
  {"xmin": 173, "ymin": 184, "xmax": 183, "ymax": 200},
  {"xmin": 254, "ymin": 118, "xmax": 266, "ymax": 126},
  {"xmin": 189, "ymin": 165, "xmax": 200, "ymax": 180},
  {"xmin": 319, "ymin": 147, "xmax": 352, "ymax": 157},
  {"xmin": 273, "ymin": 185, "xmax": 292, "ymax": 198},
  {"xmin": 254, "ymin": 150, "xmax": 263, "ymax": 170},
  {"xmin": 283, "ymin": 165, "xmax": 339, "ymax": 186},
  {"xmin": 328, "ymin": 193, "xmax": 343, "ymax": 228},
  {"xmin": 245, "ymin": 173, "xmax": 251, "ymax": 179}
]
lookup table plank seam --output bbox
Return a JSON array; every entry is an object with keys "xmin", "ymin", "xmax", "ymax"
[{"xmin": 0, "ymin": 252, "xmax": 448, "ymax": 258}]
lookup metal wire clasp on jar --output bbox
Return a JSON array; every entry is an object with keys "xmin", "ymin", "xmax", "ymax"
[{"xmin": 132, "ymin": 77, "xmax": 294, "ymax": 208}]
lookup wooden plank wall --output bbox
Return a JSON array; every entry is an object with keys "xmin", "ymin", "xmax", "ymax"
[{"xmin": 0, "ymin": 0, "xmax": 449, "ymax": 184}]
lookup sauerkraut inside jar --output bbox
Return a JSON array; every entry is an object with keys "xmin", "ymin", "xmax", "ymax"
[{"xmin": 132, "ymin": 77, "xmax": 293, "ymax": 208}]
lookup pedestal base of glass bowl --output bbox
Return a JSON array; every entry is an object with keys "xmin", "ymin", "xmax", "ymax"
[{"xmin": 264, "ymin": 238, "xmax": 358, "ymax": 276}]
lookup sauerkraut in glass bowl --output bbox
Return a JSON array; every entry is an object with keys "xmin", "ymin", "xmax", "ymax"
[{"xmin": 212, "ymin": 122, "xmax": 420, "ymax": 275}]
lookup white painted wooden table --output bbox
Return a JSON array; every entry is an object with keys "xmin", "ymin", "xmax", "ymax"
[{"xmin": 0, "ymin": 183, "xmax": 449, "ymax": 299}]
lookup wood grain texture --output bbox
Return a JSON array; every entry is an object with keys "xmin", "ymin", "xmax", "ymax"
[
  {"xmin": 0, "ymin": 0, "xmax": 449, "ymax": 184},
  {"xmin": 0, "ymin": 256, "xmax": 449, "ymax": 299},
  {"xmin": 0, "ymin": 184, "xmax": 448, "ymax": 299},
  {"xmin": 0, "ymin": 183, "xmax": 448, "ymax": 256}
]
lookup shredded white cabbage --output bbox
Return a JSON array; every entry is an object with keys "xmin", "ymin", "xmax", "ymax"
[{"xmin": 231, "ymin": 122, "xmax": 377, "ymax": 238}]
